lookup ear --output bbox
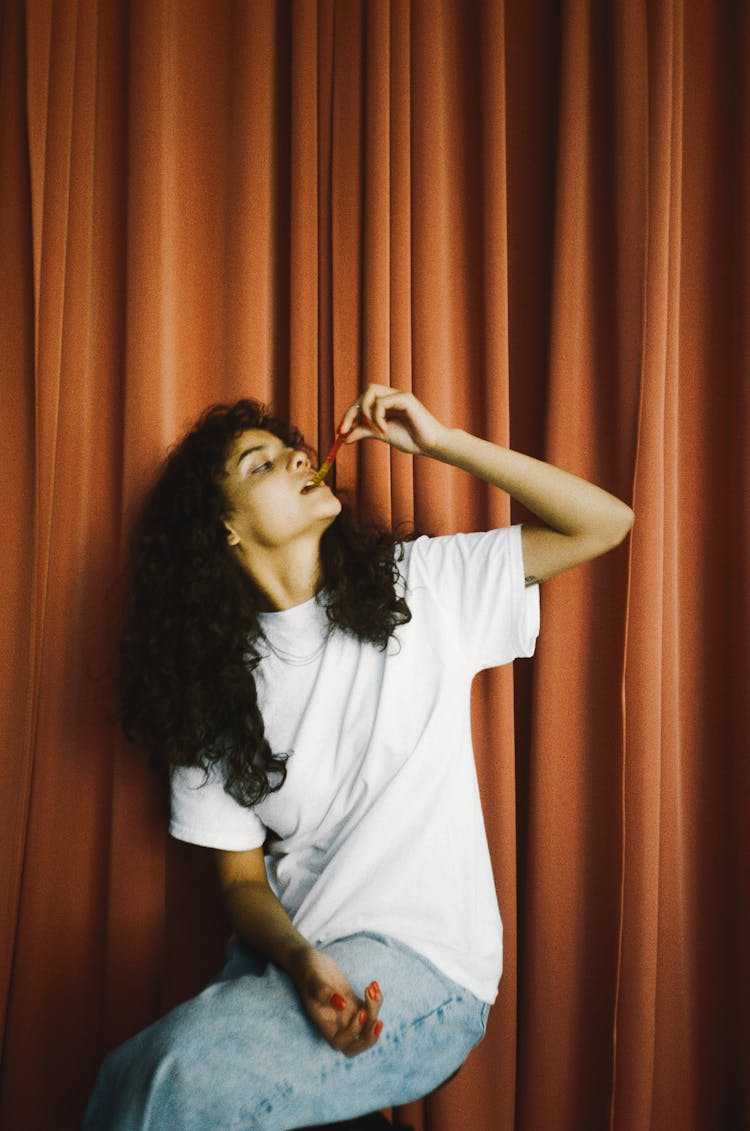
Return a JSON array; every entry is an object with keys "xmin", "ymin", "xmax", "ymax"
[{"xmin": 222, "ymin": 519, "xmax": 241, "ymax": 547}]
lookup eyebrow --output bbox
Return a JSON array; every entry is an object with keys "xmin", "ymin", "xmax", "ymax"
[{"xmin": 236, "ymin": 443, "xmax": 269, "ymax": 468}]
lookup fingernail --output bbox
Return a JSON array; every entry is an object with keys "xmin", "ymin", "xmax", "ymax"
[
  {"xmin": 373, "ymin": 1021, "xmax": 384, "ymax": 1038},
  {"xmin": 358, "ymin": 1010, "xmax": 366, "ymax": 1026},
  {"xmin": 330, "ymin": 993, "xmax": 347, "ymax": 1011},
  {"xmin": 366, "ymin": 982, "xmax": 380, "ymax": 1001}
]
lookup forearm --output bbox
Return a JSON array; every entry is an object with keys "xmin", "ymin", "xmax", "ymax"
[
  {"xmin": 344, "ymin": 386, "xmax": 634, "ymax": 581},
  {"xmin": 222, "ymin": 876, "xmax": 385, "ymax": 1055},
  {"xmin": 427, "ymin": 427, "xmax": 634, "ymax": 550},
  {"xmin": 223, "ymin": 880, "xmax": 312, "ymax": 977}
]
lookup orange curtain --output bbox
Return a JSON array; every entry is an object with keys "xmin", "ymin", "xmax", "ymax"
[{"xmin": 1, "ymin": 2, "xmax": 747, "ymax": 1129}]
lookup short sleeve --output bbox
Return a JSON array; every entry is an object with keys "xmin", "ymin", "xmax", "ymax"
[
  {"xmin": 406, "ymin": 526, "xmax": 540, "ymax": 674},
  {"xmin": 170, "ymin": 763, "xmax": 267, "ymax": 851}
]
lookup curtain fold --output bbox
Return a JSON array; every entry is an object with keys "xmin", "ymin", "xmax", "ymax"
[
  {"xmin": 511, "ymin": 1, "xmax": 645, "ymax": 1122},
  {"xmin": 613, "ymin": 0, "xmax": 685, "ymax": 1123},
  {"xmin": 1, "ymin": 2, "xmax": 747, "ymax": 1129},
  {"xmin": 615, "ymin": 2, "xmax": 750, "ymax": 1127},
  {"xmin": 0, "ymin": 0, "xmax": 36, "ymax": 1063}
]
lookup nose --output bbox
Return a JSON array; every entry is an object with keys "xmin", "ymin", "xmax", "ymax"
[{"xmin": 290, "ymin": 448, "xmax": 311, "ymax": 472}]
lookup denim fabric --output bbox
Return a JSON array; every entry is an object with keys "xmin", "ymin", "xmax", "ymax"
[{"xmin": 82, "ymin": 933, "xmax": 489, "ymax": 1131}]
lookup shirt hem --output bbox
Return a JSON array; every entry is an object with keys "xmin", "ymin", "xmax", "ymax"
[
  {"xmin": 169, "ymin": 821, "xmax": 266, "ymax": 852},
  {"xmin": 306, "ymin": 919, "xmax": 501, "ymax": 1005}
]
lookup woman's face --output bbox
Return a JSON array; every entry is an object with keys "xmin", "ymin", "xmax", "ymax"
[{"xmin": 221, "ymin": 429, "xmax": 342, "ymax": 553}]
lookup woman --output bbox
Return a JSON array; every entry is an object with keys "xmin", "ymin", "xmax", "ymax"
[{"xmin": 84, "ymin": 384, "xmax": 633, "ymax": 1130}]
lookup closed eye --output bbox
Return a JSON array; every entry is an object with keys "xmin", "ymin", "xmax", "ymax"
[{"xmin": 251, "ymin": 460, "xmax": 273, "ymax": 474}]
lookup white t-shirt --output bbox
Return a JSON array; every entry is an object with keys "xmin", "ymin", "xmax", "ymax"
[{"xmin": 170, "ymin": 526, "xmax": 540, "ymax": 1003}]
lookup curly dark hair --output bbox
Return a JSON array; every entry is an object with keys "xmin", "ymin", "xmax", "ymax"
[{"xmin": 118, "ymin": 399, "xmax": 411, "ymax": 807}]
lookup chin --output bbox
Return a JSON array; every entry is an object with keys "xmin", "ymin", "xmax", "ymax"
[{"xmin": 320, "ymin": 493, "xmax": 343, "ymax": 523}]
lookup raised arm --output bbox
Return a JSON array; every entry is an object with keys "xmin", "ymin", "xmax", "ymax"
[
  {"xmin": 341, "ymin": 384, "xmax": 634, "ymax": 584},
  {"xmin": 215, "ymin": 848, "xmax": 383, "ymax": 1056},
  {"xmin": 424, "ymin": 430, "xmax": 634, "ymax": 584}
]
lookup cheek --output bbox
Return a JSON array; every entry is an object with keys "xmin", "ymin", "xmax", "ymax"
[{"xmin": 240, "ymin": 491, "xmax": 302, "ymax": 546}]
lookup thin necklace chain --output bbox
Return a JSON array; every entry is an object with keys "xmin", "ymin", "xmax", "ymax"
[
  {"xmin": 259, "ymin": 594, "xmax": 330, "ymax": 666},
  {"xmin": 263, "ymin": 636, "xmax": 327, "ymax": 666}
]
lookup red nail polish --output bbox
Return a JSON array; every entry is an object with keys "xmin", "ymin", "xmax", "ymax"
[
  {"xmin": 330, "ymin": 993, "xmax": 347, "ymax": 1011},
  {"xmin": 358, "ymin": 1010, "xmax": 366, "ymax": 1026},
  {"xmin": 366, "ymin": 981, "xmax": 380, "ymax": 1001},
  {"xmin": 373, "ymin": 1021, "xmax": 383, "ymax": 1038}
]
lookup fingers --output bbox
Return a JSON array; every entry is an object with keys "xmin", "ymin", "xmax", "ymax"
[
  {"xmin": 331, "ymin": 980, "xmax": 384, "ymax": 1059},
  {"xmin": 296, "ymin": 950, "xmax": 385, "ymax": 1058},
  {"xmin": 301, "ymin": 968, "xmax": 384, "ymax": 1057},
  {"xmin": 338, "ymin": 407, "xmax": 383, "ymax": 443},
  {"xmin": 361, "ymin": 978, "xmax": 384, "ymax": 1043},
  {"xmin": 359, "ymin": 386, "xmax": 396, "ymax": 438},
  {"xmin": 337, "ymin": 401, "xmax": 365, "ymax": 437},
  {"xmin": 337, "ymin": 384, "xmax": 444, "ymax": 457},
  {"xmin": 338, "ymin": 384, "xmax": 398, "ymax": 442}
]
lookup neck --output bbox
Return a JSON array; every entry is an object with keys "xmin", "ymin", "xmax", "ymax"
[{"xmin": 233, "ymin": 539, "xmax": 323, "ymax": 611}]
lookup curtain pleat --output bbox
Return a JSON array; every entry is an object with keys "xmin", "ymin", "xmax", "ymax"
[
  {"xmin": 0, "ymin": 0, "xmax": 37, "ymax": 1056},
  {"xmin": 613, "ymin": 1, "xmax": 684, "ymax": 1125},
  {"xmin": 1, "ymin": 2, "xmax": 747, "ymax": 1129}
]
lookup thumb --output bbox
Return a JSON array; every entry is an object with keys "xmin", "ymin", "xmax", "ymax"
[
  {"xmin": 310, "ymin": 978, "xmax": 333, "ymax": 1004},
  {"xmin": 307, "ymin": 977, "xmax": 346, "ymax": 1011}
]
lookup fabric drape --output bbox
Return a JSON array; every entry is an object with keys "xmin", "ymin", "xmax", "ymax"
[{"xmin": 1, "ymin": 1, "xmax": 747, "ymax": 1128}]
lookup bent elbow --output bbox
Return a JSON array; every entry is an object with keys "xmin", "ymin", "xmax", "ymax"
[
  {"xmin": 602, "ymin": 503, "xmax": 635, "ymax": 553},
  {"xmin": 616, "ymin": 503, "xmax": 635, "ymax": 544},
  {"xmin": 584, "ymin": 504, "xmax": 634, "ymax": 564}
]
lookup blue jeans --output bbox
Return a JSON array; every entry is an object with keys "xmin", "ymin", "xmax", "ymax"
[{"xmin": 82, "ymin": 933, "xmax": 490, "ymax": 1130}]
